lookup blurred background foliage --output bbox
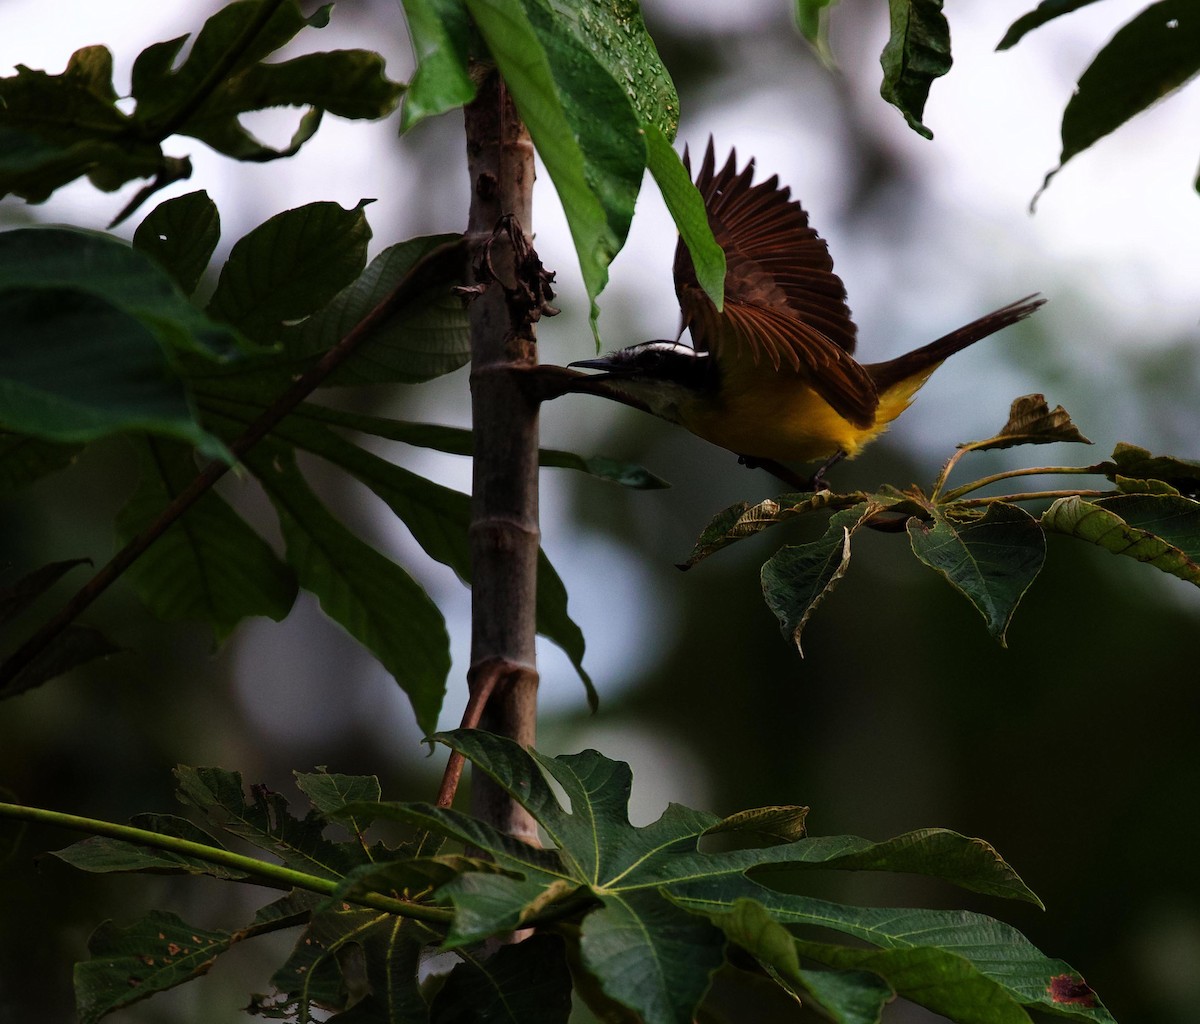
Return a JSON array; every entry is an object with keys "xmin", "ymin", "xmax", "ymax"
[{"xmin": 2, "ymin": 0, "xmax": 1198, "ymax": 1022}]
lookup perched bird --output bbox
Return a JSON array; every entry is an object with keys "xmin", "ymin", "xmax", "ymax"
[{"xmin": 559, "ymin": 140, "xmax": 1044, "ymax": 487}]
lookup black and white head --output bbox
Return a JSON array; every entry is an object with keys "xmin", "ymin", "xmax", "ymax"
[{"xmin": 568, "ymin": 341, "xmax": 713, "ymax": 423}]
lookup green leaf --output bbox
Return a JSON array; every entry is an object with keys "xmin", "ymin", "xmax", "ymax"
[
  {"xmin": 201, "ymin": 398, "xmax": 595, "ymax": 706},
  {"xmin": 703, "ymin": 898, "xmax": 893, "ymax": 1024},
  {"xmin": 281, "ymin": 234, "xmax": 471, "ymax": 384},
  {"xmin": 50, "ymin": 813, "xmax": 248, "ymax": 879},
  {"xmin": 133, "ymin": 191, "xmax": 221, "ymax": 295},
  {"xmin": 173, "ymin": 764, "xmax": 366, "ymax": 879},
  {"xmin": 996, "ymin": 0, "xmax": 1107, "ymax": 51},
  {"xmin": 0, "ymin": 285, "xmax": 230, "ymax": 464},
  {"xmin": 74, "ymin": 910, "xmax": 232, "ymax": 1024},
  {"xmin": 464, "ymin": 0, "xmax": 643, "ymax": 335},
  {"xmin": 0, "ymin": 46, "xmax": 161, "ymax": 204},
  {"xmin": 294, "ymin": 768, "xmax": 382, "ymax": 835},
  {"xmin": 206, "ymin": 201, "xmax": 373, "ymax": 342},
  {"xmin": 879, "ymin": 0, "xmax": 952, "ymax": 139},
  {"xmin": 644, "ymin": 124, "xmax": 725, "ymax": 311},
  {"xmin": 0, "ymin": 433, "xmax": 81, "ymax": 492},
  {"xmin": 969, "ymin": 393, "xmax": 1092, "ymax": 450},
  {"xmin": 399, "ymin": 0, "xmax": 476, "ymax": 131},
  {"xmin": 245, "ymin": 445, "xmax": 451, "ymax": 735},
  {"xmin": 0, "ymin": 558, "xmax": 91, "ymax": 625},
  {"xmin": 1038, "ymin": 0, "xmax": 1200, "ymax": 198},
  {"xmin": 1107, "ymin": 442, "xmax": 1200, "ymax": 497},
  {"xmin": 431, "ymin": 934, "xmax": 573, "ymax": 1024},
  {"xmin": 0, "ymin": 624, "xmax": 122, "ymax": 699},
  {"xmin": 0, "ymin": 227, "xmax": 244, "ymax": 360},
  {"xmin": 907, "ymin": 503, "xmax": 1046, "ymax": 645},
  {"xmin": 760, "ymin": 503, "xmax": 881, "ymax": 653},
  {"xmin": 681, "ymin": 491, "xmax": 855, "ymax": 569},
  {"xmin": 115, "ymin": 437, "xmax": 297, "ymax": 643},
  {"xmin": 347, "ymin": 732, "xmax": 1053, "ymax": 1024},
  {"xmin": 794, "ymin": 0, "xmax": 841, "ymax": 66},
  {"xmin": 291, "ymin": 403, "xmax": 668, "ymax": 487},
  {"xmin": 1042, "ymin": 493, "xmax": 1200, "ymax": 585},
  {"xmin": 130, "ymin": 0, "xmax": 402, "ymax": 161}
]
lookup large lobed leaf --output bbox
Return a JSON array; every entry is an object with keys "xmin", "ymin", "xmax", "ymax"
[
  {"xmin": 343, "ymin": 731, "xmax": 1103, "ymax": 1024},
  {"xmin": 0, "ymin": 0, "xmax": 402, "ymax": 214}
]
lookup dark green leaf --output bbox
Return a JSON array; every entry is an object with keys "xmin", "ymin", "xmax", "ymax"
[
  {"xmin": 1039, "ymin": 0, "xmax": 1200, "ymax": 198},
  {"xmin": 0, "ymin": 558, "xmax": 90, "ymax": 625},
  {"xmin": 0, "ymin": 227, "xmax": 244, "ymax": 360},
  {"xmin": 292, "ymin": 403, "xmax": 668, "ymax": 487},
  {"xmin": 0, "ymin": 433, "xmax": 81, "ymax": 492},
  {"xmin": 133, "ymin": 191, "xmax": 221, "ymax": 295},
  {"xmin": 50, "ymin": 813, "xmax": 247, "ymax": 879},
  {"xmin": 1042, "ymin": 493, "xmax": 1200, "ymax": 585},
  {"xmin": 130, "ymin": 1, "xmax": 402, "ymax": 162},
  {"xmin": 645, "ymin": 124, "xmax": 725, "ymax": 310},
  {"xmin": 431, "ymin": 934, "xmax": 572, "ymax": 1024},
  {"xmin": 996, "ymin": 0, "xmax": 1107, "ymax": 50},
  {"xmin": 294, "ymin": 768, "xmax": 382, "ymax": 834},
  {"xmin": 969, "ymin": 393, "xmax": 1092, "ymax": 450},
  {"xmin": 879, "ymin": 0, "xmax": 952, "ymax": 139},
  {"xmin": 702, "ymin": 899, "xmax": 893, "ymax": 1024},
  {"xmin": 0, "ymin": 47, "xmax": 161, "ymax": 204},
  {"xmin": 464, "ymin": 0, "xmax": 642, "ymax": 334},
  {"xmin": 760, "ymin": 503, "xmax": 881, "ymax": 653},
  {"xmin": 907, "ymin": 503, "xmax": 1046, "ymax": 646},
  {"xmin": 202, "ymin": 398, "xmax": 595, "ymax": 705},
  {"xmin": 794, "ymin": 0, "xmax": 841, "ymax": 66},
  {"xmin": 245, "ymin": 446, "xmax": 450, "ymax": 735},
  {"xmin": 281, "ymin": 234, "xmax": 470, "ymax": 384},
  {"xmin": 0, "ymin": 624, "xmax": 122, "ymax": 699},
  {"xmin": 1107, "ymin": 442, "xmax": 1200, "ymax": 497},
  {"xmin": 681, "ymin": 491, "xmax": 853, "ymax": 569},
  {"xmin": 399, "ymin": 0, "xmax": 476, "ymax": 131},
  {"xmin": 115, "ymin": 437, "xmax": 297, "ymax": 643},
  {"xmin": 74, "ymin": 910, "xmax": 232, "ymax": 1024},
  {"xmin": 173, "ymin": 764, "xmax": 365, "ymax": 879},
  {"xmin": 206, "ymin": 201, "xmax": 373, "ymax": 342}
]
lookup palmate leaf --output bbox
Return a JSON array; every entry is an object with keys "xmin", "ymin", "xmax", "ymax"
[
  {"xmin": 0, "ymin": 0, "xmax": 401, "ymax": 213},
  {"xmin": 907, "ymin": 502, "xmax": 1046, "ymax": 646},
  {"xmin": 199, "ymin": 397, "xmax": 595, "ymax": 707},
  {"xmin": 430, "ymin": 934, "xmax": 573, "ymax": 1024},
  {"xmin": 115, "ymin": 436, "xmax": 297, "ymax": 644},
  {"xmin": 290, "ymin": 402, "xmax": 668, "ymax": 488},
  {"xmin": 343, "ymin": 731, "xmax": 1070, "ymax": 1024},
  {"xmin": 74, "ymin": 910, "xmax": 233, "ymax": 1024},
  {"xmin": 243, "ymin": 444, "xmax": 452, "ymax": 735}
]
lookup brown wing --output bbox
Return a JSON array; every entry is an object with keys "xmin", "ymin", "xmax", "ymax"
[{"xmin": 674, "ymin": 140, "xmax": 878, "ymax": 428}]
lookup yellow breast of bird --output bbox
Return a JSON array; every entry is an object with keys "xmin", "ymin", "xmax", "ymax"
[{"xmin": 677, "ymin": 360, "xmax": 895, "ymax": 464}]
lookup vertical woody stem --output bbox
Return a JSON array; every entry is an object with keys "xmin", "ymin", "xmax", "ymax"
[{"xmin": 462, "ymin": 66, "xmax": 540, "ymax": 844}]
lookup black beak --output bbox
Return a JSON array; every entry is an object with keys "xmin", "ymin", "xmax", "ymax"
[{"xmin": 568, "ymin": 356, "xmax": 620, "ymax": 373}]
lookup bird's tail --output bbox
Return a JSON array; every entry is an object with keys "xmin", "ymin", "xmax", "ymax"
[{"xmin": 867, "ymin": 294, "xmax": 1045, "ymax": 395}]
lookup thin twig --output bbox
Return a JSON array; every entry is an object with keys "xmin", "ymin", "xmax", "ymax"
[
  {"xmin": 0, "ymin": 237, "xmax": 467, "ymax": 692},
  {"xmin": 435, "ymin": 658, "xmax": 508, "ymax": 808},
  {"xmin": 938, "ymin": 462, "xmax": 1112, "ymax": 503}
]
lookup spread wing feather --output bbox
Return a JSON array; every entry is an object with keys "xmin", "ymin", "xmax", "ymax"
[{"xmin": 673, "ymin": 139, "xmax": 878, "ymax": 428}]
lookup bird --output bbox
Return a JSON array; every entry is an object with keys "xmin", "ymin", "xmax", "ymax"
[{"xmin": 554, "ymin": 139, "xmax": 1045, "ymax": 488}]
